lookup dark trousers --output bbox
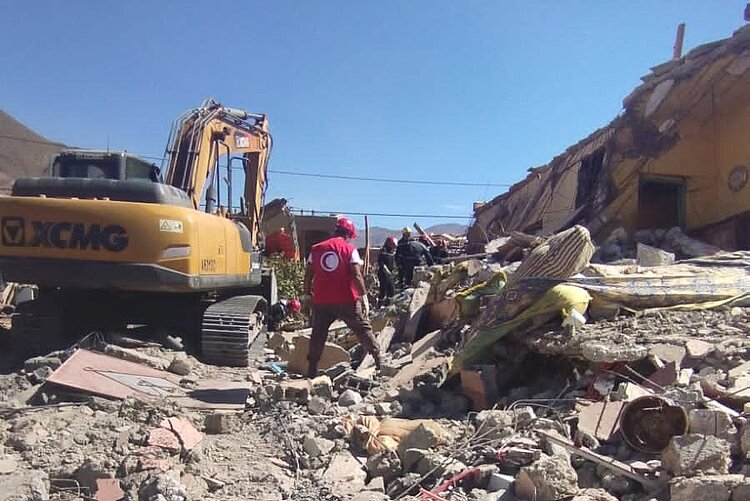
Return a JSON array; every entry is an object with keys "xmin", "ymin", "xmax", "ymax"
[
  {"xmin": 308, "ymin": 302, "xmax": 380, "ymax": 376},
  {"xmin": 378, "ymin": 271, "xmax": 395, "ymax": 301}
]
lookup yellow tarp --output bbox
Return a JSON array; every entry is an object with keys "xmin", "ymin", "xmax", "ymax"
[{"xmin": 452, "ymin": 284, "xmax": 591, "ymax": 373}]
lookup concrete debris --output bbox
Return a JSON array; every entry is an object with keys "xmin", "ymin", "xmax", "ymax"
[
  {"xmin": 661, "ymin": 434, "xmax": 731, "ymax": 476},
  {"xmin": 339, "ymin": 388, "xmax": 364, "ymax": 407},
  {"xmin": 322, "ymin": 451, "xmax": 367, "ymax": 496},
  {"xmin": 103, "ymin": 344, "xmax": 170, "ymax": 370},
  {"xmin": 203, "ymin": 412, "xmax": 240, "ymax": 434},
  {"xmin": 3, "ymin": 227, "xmax": 750, "ymax": 500},
  {"xmin": 0, "ymin": 457, "xmax": 18, "ymax": 474},
  {"xmin": 670, "ymin": 474, "xmax": 748, "ymax": 501},
  {"xmin": 515, "ymin": 454, "xmax": 578, "ymax": 500},
  {"xmin": 302, "ymin": 435, "xmax": 335, "ymax": 457}
]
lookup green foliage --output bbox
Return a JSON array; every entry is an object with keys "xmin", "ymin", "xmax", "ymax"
[{"xmin": 265, "ymin": 253, "xmax": 305, "ymax": 299}]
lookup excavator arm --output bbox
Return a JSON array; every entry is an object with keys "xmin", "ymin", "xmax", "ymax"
[{"xmin": 163, "ymin": 99, "xmax": 272, "ymax": 245}]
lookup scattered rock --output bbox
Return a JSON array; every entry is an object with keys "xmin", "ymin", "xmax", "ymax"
[
  {"xmin": 273, "ymin": 380, "xmax": 311, "ymax": 404},
  {"xmin": 670, "ymin": 474, "xmax": 746, "ymax": 501},
  {"xmin": 365, "ymin": 476, "xmax": 386, "ymax": 493},
  {"xmin": 366, "ymin": 450, "xmax": 402, "ymax": 483},
  {"xmin": 308, "ymin": 396, "xmax": 329, "ymax": 415},
  {"xmin": 203, "ymin": 412, "xmax": 240, "ymax": 434},
  {"xmin": 27, "ymin": 366, "xmax": 54, "ymax": 384},
  {"xmin": 688, "ymin": 409, "xmax": 738, "ymax": 447},
  {"xmin": 571, "ymin": 488, "xmax": 619, "ymax": 501},
  {"xmin": 516, "ymin": 455, "xmax": 578, "ymax": 501},
  {"xmin": 303, "ymin": 435, "xmax": 335, "ymax": 457},
  {"xmin": 661, "ymin": 434, "xmax": 731, "ymax": 476},
  {"xmin": 0, "ymin": 457, "xmax": 17, "ymax": 474},
  {"xmin": 103, "ymin": 344, "xmax": 169, "ymax": 370},
  {"xmin": 167, "ymin": 356, "xmax": 193, "ymax": 376},
  {"xmin": 338, "ymin": 389, "xmax": 363, "ymax": 407},
  {"xmin": 23, "ymin": 355, "xmax": 62, "ymax": 372},
  {"xmin": 74, "ymin": 458, "xmax": 112, "ymax": 493},
  {"xmin": 475, "ymin": 410, "xmax": 515, "ymax": 442},
  {"xmin": 138, "ymin": 474, "xmax": 188, "ymax": 501},
  {"xmin": 397, "ymin": 423, "xmax": 442, "ymax": 460},
  {"xmin": 686, "ymin": 339, "xmax": 714, "ymax": 358},
  {"xmin": 322, "ymin": 451, "xmax": 367, "ymax": 496}
]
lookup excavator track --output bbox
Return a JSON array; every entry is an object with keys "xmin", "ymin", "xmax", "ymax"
[{"xmin": 200, "ymin": 295, "xmax": 266, "ymax": 367}]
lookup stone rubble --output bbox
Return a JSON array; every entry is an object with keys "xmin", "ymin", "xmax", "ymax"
[{"xmin": 1, "ymin": 231, "xmax": 750, "ymax": 500}]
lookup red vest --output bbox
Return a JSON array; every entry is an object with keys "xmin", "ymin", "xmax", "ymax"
[{"xmin": 310, "ymin": 237, "xmax": 360, "ymax": 304}]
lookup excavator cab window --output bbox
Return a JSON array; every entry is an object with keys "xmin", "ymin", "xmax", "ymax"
[
  {"xmin": 125, "ymin": 156, "xmax": 161, "ymax": 182},
  {"xmin": 54, "ymin": 156, "xmax": 119, "ymax": 180}
]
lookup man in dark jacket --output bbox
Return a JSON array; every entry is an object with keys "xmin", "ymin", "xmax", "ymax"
[
  {"xmin": 396, "ymin": 228, "xmax": 434, "ymax": 287},
  {"xmin": 378, "ymin": 237, "xmax": 397, "ymax": 303}
]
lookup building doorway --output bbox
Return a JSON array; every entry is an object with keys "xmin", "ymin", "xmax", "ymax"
[{"xmin": 637, "ymin": 177, "xmax": 685, "ymax": 230}]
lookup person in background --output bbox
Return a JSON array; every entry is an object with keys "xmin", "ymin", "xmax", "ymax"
[
  {"xmin": 377, "ymin": 236, "xmax": 397, "ymax": 303},
  {"xmin": 396, "ymin": 229, "xmax": 434, "ymax": 286},
  {"xmin": 302, "ymin": 217, "xmax": 381, "ymax": 378},
  {"xmin": 430, "ymin": 238, "xmax": 449, "ymax": 264},
  {"xmin": 265, "ymin": 227, "xmax": 297, "ymax": 260},
  {"xmin": 395, "ymin": 227, "xmax": 413, "ymax": 287}
]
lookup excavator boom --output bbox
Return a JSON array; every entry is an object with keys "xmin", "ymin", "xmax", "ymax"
[{"xmin": 163, "ymin": 99, "xmax": 271, "ymax": 245}]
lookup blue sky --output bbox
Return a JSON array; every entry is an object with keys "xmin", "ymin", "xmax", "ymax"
[{"xmin": 1, "ymin": 1, "xmax": 747, "ymax": 231}]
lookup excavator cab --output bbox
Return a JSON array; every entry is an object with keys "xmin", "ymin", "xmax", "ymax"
[{"xmin": 51, "ymin": 150, "xmax": 161, "ymax": 182}]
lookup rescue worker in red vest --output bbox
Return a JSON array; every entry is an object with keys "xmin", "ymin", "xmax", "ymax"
[{"xmin": 301, "ymin": 217, "xmax": 381, "ymax": 378}]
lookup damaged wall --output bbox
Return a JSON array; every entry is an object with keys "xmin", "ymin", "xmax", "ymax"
[{"xmin": 472, "ymin": 25, "xmax": 750, "ymax": 251}]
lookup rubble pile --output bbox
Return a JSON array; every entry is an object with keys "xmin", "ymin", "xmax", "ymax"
[{"xmin": 1, "ymin": 225, "xmax": 750, "ymax": 500}]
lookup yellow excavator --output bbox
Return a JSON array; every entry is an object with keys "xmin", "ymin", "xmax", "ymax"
[{"xmin": 0, "ymin": 99, "xmax": 274, "ymax": 365}]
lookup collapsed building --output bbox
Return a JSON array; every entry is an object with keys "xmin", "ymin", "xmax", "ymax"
[{"xmin": 470, "ymin": 24, "xmax": 750, "ymax": 253}]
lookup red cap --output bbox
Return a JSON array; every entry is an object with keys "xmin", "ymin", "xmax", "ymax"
[
  {"xmin": 385, "ymin": 236, "xmax": 397, "ymax": 248},
  {"xmin": 288, "ymin": 299, "xmax": 301, "ymax": 313},
  {"xmin": 336, "ymin": 217, "xmax": 358, "ymax": 239}
]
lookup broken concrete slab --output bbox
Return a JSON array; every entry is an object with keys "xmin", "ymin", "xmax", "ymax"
[
  {"xmin": 688, "ymin": 409, "xmax": 738, "ymax": 447},
  {"xmin": 577, "ymin": 400, "xmax": 625, "ymax": 442},
  {"xmin": 397, "ymin": 423, "xmax": 442, "ymax": 460},
  {"xmin": 204, "ymin": 412, "xmax": 240, "ymax": 434},
  {"xmin": 571, "ymin": 489, "xmax": 618, "ymax": 501},
  {"xmin": 160, "ymin": 417, "xmax": 203, "ymax": 451},
  {"xmin": 650, "ymin": 343, "xmax": 686, "ymax": 367},
  {"xmin": 95, "ymin": 478, "xmax": 125, "ymax": 501},
  {"xmin": 637, "ymin": 243, "xmax": 675, "ymax": 267},
  {"xmin": 286, "ymin": 335, "xmax": 351, "ymax": 375},
  {"xmin": 322, "ymin": 452, "xmax": 367, "ymax": 496},
  {"xmin": 661, "ymin": 434, "xmax": 731, "ymax": 476},
  {"xmin": 0, "ymin": 457, "xmax": 18, "ymax": 474},
  {"xmin": 475, "ymin": 409, "xmax": 515, "ymax": 442},
  {"xmin": 303, "ymin": 435, "xmax": 335, "ymax": 457},
  {"xmin": 515, "ymin": 454, "xmax": 578, "ymax": 501},
  {"xmin": 686, "ymin": 339, "xmax": 714, "ymax": 358},
  {"xmin": 402, "ymin": 281, "xmax": 431, "ymax": 342},
  {"xmin": 45, "ymin": 349, "xmax": 181, "ymax": 401},
  {"xmin": 273, "ymin": 379, "xmax": 311, "ymax": 404},
  {"xmin": 147, "ymin": 428, "xmax": 181, "ymax": 452},
  {"xmin": 670, "ymin": 474, "xmax": 747, "ymax": 501}
]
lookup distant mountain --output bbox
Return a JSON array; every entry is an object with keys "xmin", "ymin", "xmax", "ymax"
[
  {"xmin": 0, "ymin": 109, "xmax": 64, "ymax": 194},
  {"xmin": 352, "ymin": 223, "xmax": 467, "ymax": 248}
]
